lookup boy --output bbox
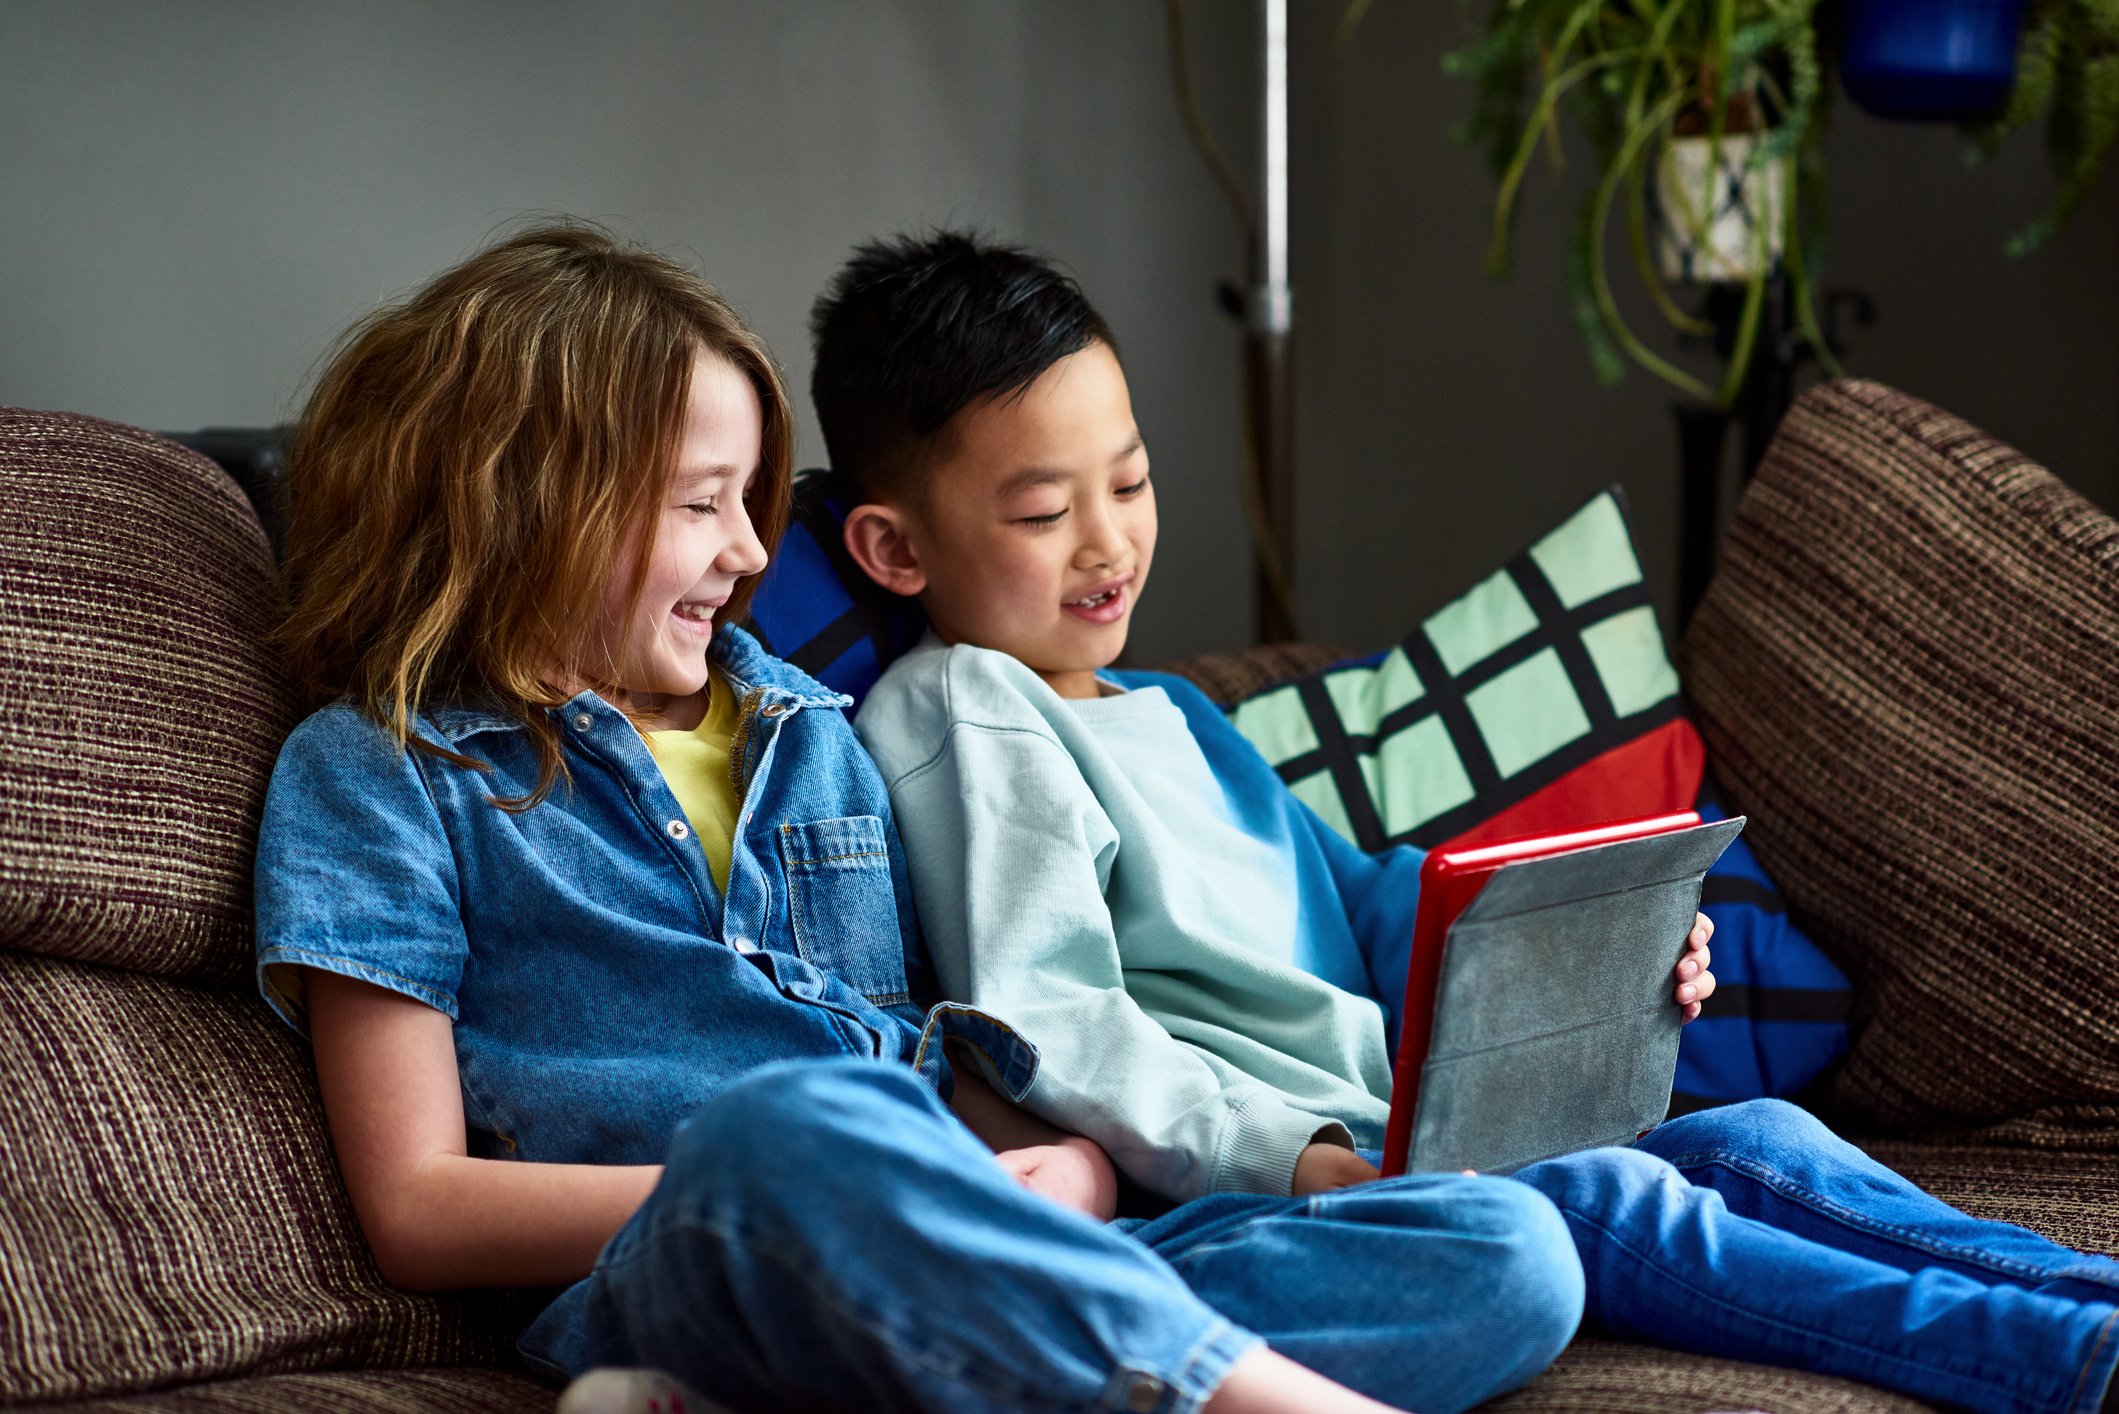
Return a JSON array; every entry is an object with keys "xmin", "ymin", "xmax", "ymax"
[{"xmin": 818, "ymin": 231, "xmax": 2119, "ymax": 1414}]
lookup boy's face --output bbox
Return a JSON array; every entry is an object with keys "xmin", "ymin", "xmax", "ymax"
[{"xmin": 862, "ymin": 341, "xmax": 1156, "ymax": 700}]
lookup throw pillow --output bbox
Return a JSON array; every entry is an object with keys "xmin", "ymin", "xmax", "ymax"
[
  {"xmin": 1685, "ymin": 379, "xmax": 2119, "ymax": 1142},
  {"xmin": 0, "ymin": 409, "xmax": 294, "ymax": 984},
  {"xmin": 1223, "ymin": 487, "xmax": 1853, "ymax": 1110},
  {"xmin": 742, "ymin": 470, "xmax": 926, "ymax": 705}
]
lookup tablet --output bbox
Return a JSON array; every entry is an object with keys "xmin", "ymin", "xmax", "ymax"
[{"xmin": 1378, "ymin": 810, "xmax": 1745, "ymax": 1177}]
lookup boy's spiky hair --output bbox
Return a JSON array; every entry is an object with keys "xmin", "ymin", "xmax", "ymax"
[{"xmin": 809, "ymin": 231, "xmax": 1114, "ymax": 504}]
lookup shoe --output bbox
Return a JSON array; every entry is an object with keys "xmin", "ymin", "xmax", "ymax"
[{"xmin": 555, "ymin": 1367, "xmax": 722, "ymax": 1414}]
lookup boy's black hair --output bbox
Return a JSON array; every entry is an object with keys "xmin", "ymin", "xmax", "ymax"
[{"xmin": 809, "ymin": 231, "xmax": 1114, "ymax": 504}]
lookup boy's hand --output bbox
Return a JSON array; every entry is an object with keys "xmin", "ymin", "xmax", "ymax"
[
  {"xmin": 1291, "ymin": 1142, "xmax": 1380, "ymax": 1196},
  {"xmin": 995, "ymin": 1137, "xmax": 1119, "ymax": 1222},
  {"xmin": 1676, "ymin": 911, "xmax": 1716, "ymax": 1023}
]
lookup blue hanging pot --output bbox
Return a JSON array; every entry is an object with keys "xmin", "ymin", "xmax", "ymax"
[{"xmin": 1840, "ymin": 0, "xmax": 2029, "ymax": 120}]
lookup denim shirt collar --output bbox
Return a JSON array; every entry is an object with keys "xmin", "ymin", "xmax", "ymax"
[{"xmin": 426, "ymin": 625, "xmax": 850, "ymax": 746}]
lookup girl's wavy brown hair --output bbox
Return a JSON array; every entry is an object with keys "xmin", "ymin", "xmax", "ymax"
[{"xmin": 280, "ymin": 222, "xmax": 793, "ymax": 806}]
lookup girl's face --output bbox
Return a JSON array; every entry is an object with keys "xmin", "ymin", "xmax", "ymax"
[{"xmin": 592, "ymin": 352, "xmax": 767, "ymax": 730}]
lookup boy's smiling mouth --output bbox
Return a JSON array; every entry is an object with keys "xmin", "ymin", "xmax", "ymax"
[{"xmin": 1062, "ymin": 576, "xmax": 1131, "ymax": 624}]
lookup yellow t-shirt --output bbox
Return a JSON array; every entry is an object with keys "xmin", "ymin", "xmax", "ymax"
[{"xmin": 645, "ymin": 669, "xmax": 744, "ymax": 893}]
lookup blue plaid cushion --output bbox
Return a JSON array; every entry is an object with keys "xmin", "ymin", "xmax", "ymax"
[{"xmin": 741, "ymin": 471, "xmax": 926, "ymax": 706}]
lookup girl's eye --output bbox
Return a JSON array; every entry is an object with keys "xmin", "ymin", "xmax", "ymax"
[
  {"xmin": 1116, "ymin": 475, "xmax": 1151, "ymax": 497},
  {"xmin": 685, "ymin": 500, "xmax": 719, "ymax": 517}
]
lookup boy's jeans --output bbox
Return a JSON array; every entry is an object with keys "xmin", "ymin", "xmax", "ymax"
[
  {"xmin": 520, "ymin": 1060, "xmax": 1582, "ymax": 1414},
  {"xmin": 1513, "ymin": 1099, "xmax": 2119, "ymax": 1414}
]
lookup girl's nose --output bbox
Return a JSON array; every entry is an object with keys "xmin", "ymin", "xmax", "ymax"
[{"xmin": 723, "ymin": 506, "xmax": 770, "ymax": 575}]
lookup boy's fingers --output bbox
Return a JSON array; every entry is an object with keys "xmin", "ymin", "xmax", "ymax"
[
  {"xmin": 1677, "ymin": 963, "xmax": 1716, "ymax": 1007},
  {"xmin": 1681, "ymin": 1000, "xmax": 1703, "ymax": 1024}
]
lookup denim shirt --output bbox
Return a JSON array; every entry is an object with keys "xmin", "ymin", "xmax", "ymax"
[{"xmin": 253, "ymin": 625, "xmax": 1036, "ymax": 1167}]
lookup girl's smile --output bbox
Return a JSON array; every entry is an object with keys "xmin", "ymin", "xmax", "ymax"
[{"xmin": 592, "ymin": 352, "xmax": 768, "ymax": 730}]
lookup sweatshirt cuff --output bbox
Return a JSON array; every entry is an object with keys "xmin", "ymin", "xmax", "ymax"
[{"xmin": 1214, "ymin": 1095, "xmax": 1354, "ymax": 1197}]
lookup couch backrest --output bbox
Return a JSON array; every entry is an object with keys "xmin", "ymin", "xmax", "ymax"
[
  {"xmin": 0, "ymin": 408, "xmax": 290, "ymax": 983},
  {"xmin": 0, "ymin": 409, "xmax": 528, "ymax": 1402},
  {"xmin": 1684, "ymin": 380, "xmax": 2119, "ymax": 1143}
]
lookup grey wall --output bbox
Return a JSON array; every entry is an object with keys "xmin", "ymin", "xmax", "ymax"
[
  {"xmin": 1290, "ymin": 0, "xmax": 2119, "ymax": 652},
  {"xmin": 0, "ymin": 0, "xmax": 1257, "ymax": 664},
  {"xmin": 5, "ymin": 1, "xmax": 2114, "ymax": 660}
]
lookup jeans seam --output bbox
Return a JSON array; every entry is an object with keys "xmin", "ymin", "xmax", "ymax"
[
  {"xmin": 1660, "ymin": 1146, "xmax": 2118, "ymax": 1291},
  {"xmin": 611, "ymin": 1209, "xmax": 1226, "ymax": 1411},
  {"xmin": 1556, "ymin": 1202, "xmax": 2055, "ymax": 1406},
  {"xmin": 2067, "ymin": 1305, "xmax": 2119, "ymax": 1414}
]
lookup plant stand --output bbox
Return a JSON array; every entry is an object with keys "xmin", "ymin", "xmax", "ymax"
[{"xmin": 1673, "ymin": 273, "xmax": 1874, "ymax": 626}]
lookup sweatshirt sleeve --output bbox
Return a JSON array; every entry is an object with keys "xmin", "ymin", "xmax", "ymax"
[
  {"xmin": 1306, "ymin": 805, "xmax": 1426, "ymax": 1054},
  {"xmin": 878, "ymin": 701, "xmax": 1344, "ymax": 1202}
]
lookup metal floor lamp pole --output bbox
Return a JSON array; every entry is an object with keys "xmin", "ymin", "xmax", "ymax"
[{"xmin": 1250, "ymin": 0, "xmax": 1298, "ymax": 644}]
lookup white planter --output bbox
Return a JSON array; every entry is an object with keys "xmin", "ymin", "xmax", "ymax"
[{"xmin": 1653, "ymin": 132, "xmax": 1790, "ymax": 284}]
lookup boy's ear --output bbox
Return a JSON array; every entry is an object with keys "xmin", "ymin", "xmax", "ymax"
[{"xmin": 841, "ymin": 504, "xmax": 928, "ymax": 599}]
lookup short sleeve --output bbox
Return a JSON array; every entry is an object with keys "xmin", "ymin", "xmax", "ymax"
[{"xmin": 253, "ymin": 704, "xmax": 469, "ymax": 1037}]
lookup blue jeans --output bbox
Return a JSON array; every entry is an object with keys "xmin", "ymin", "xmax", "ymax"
[
  {"xmin": 520, "ymin": 1060, "xmax": 1583, "ymax": 1414},
  {"xmin": 1513, "ymin": 1099, "xmax": 2119, "ymax": 1414}
]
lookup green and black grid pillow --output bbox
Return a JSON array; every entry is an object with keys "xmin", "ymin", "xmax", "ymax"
[
  {"xmin": 1220, "ymin": 486, "xmax": 1854, "ymax": 1110},
  {"xmin": 1229, "ymin": 488, "xmax": 1689, "ymax": 853}
]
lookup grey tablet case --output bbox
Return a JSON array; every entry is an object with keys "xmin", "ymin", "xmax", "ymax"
[{"xmin": 1398, "ymin": 816, "xmax": 1746, "ymax": 1176}]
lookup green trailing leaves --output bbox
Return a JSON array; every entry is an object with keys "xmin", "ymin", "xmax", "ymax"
[
  {"xmin": 1964, "ymin": 0, "xmax": 2119, "ymax": 252},
  {"xmin": 1443, "ymin": 0, "xmax": 1833, "ymax": 406}
]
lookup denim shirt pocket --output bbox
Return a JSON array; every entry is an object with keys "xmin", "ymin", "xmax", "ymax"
[{"xmin": 778, "ymin": 814, "xmax": 912, "ymax": 1006}]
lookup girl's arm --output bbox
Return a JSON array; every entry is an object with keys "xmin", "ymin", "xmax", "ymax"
[
  {"xmin": 305, "ymin": 967, "xmax": 660, "ymax": 1291},
  {"xmin": 946, "ymin": 1045, "xmax": 1119, "ymax": 1221}
]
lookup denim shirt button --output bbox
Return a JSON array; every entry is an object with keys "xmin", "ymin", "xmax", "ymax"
[
  {"xmin": 665, "ymin": 819, "xmax": 690, "ymax": 841},
  {"xmin": 730, "ymin": 937, "xmax": 759, "ymax": 954},
  {"xmin": 760, "ymin": 702, "xmax": 787, "ymax": 718},
  {"xmin": 1123, "ymin": 1375, "xmax": 1166, "ymax": 1412},
  {"xmin": 571, "ymin": 712, "xmax": 592, "ymax": 731}
]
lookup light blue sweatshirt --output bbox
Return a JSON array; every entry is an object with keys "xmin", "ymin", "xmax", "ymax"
[{"xmin": 857, "ymin": 635, "xmax": 1426, "ymax": 1201}]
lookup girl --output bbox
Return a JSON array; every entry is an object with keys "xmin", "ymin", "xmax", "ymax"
[{"xmin": 252, "ymin": 225, "xmax": 1582, "ymax": 1414}]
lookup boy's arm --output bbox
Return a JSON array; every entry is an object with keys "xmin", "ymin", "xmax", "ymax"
[
  {"xmin": 305, "ymin": 968, "xmax": 660, "ymax": 1290},
  {"xmin": 890, "ymin": 720, "xmax": 1344, "ymax": 1203}
]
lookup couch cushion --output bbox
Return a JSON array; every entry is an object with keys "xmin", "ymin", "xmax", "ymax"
[
  {"xmin": 42, "ymin": 1369, "xmax": 555, "ymax": 1413},
  {"xmin": 1494, "ymin": 1336, "xmax": 1934, "ymax": 1412},
  {"xmin": 0, "ymin": 950, "xmax": 530, "ymax": 1404},
  {"xmin": 1857, "ymin": 1138, "xmax": 2119, "ymax": 1258},
  {"xmin": 0, "ymin": 408, "xmax": 292, "ymax": 984},
  {"xmin": 1684, "ymin": 380, "xmax": 2119, "ymax": 1143}
]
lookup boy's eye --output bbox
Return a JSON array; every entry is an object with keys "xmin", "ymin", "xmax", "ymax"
[{"xmin": 1016, "ymin": 509, "xmax": 1066, "ymax": 527}]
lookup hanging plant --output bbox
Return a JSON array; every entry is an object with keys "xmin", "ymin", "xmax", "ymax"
[
  {"xmin": 1964, "ymin": 0, "xmax": 2119, "ymax": 254},
  {"xmin": 1445, "ymin": 0, "xmax": 1840, "ymax": 407}
]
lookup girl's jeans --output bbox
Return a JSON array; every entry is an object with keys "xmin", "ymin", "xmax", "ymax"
[
  {"xmin": 520, "ymin": 1060, "xmax": 1583, "ymax": 1414},
  {"xmin": 1512, "ymin": 1099, "xmax": 2119, "ymax": 1414}
]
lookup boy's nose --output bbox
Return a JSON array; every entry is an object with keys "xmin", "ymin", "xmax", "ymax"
[{"xmin": 1074, "ymin": 518, "xmax": 1128, "ymax": 570}]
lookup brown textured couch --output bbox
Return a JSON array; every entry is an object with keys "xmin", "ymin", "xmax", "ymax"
[{"xmin": 2, "ymin": 380, "xmax": 2114, "ymax": 1411}]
